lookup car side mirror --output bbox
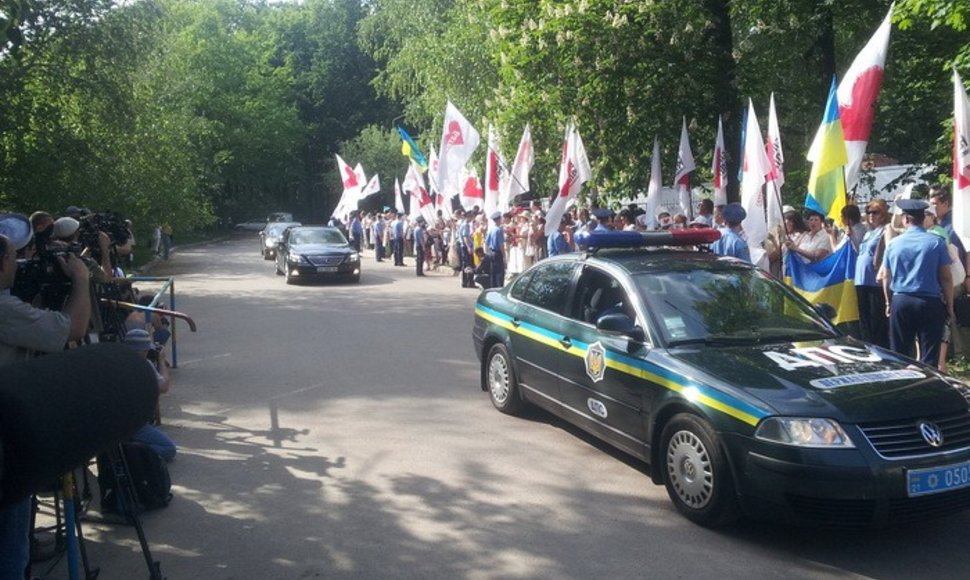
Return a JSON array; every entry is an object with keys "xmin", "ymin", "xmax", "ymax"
[
  {"xmin": 596, "ymin": 313, "xmax": 646, "ymax": 342},
  {"xmin": 815, "ymin": 303, "xmax": 837, "ymax": 320}
]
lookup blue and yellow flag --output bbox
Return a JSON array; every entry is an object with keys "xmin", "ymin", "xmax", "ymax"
[
  {"xmin": 805, "ymin": 78, "xmax": 848, "ymax": 221},
  {"xmin": 784, "ymin": 242, "xmax": 859, "ymax": 326},
  {"xmin": 396, "ymin": 126, "xmax": 428, "ymax": 172}
]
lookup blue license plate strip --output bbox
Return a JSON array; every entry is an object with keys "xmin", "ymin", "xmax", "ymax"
[{"xmin": 907, "ymin": 460, "xmax": 970, "ymax": 497}]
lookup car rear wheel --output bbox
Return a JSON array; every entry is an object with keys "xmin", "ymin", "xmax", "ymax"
[
  {"xmin": 661, "ymin": 413, "xmax": 738, "ymax": 527},
  {"xmin": 485, "ymin": 343, "xmax": 524, "ymax": 415},
  {"xmin": 275, "ymin": 261, "xmax": 283, "ymax": 275}
]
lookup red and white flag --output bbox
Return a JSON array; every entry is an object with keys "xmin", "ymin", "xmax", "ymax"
[
  {"xmin": 646, "ymin": 138, "xmax": 662, "ymax": 230},
  {"xmin": 336, "ymin": 154, "xmax": 359, "ymax": 190},
  {"xmin": 545, "ymin": 123, "xmax": 592, "ymax": 236},
  {"xmin": 741, "ymin": 99, "xmax": 770, "ymax": 267},
  {"xmin": 354, "ymin": 163, "xmax": 366, "ymax": 189},
  {"xmin": 837, "ymin": 4, "xmax": 893, "ymax": 191},
  {"xmin": 673, "ymin": 117, "xmax": 696, "ymax": 219},
  {"xmin": 954, "ymin": 68, "xmax": 970, "ymax": 243},
  {"xmin": 361, "ymin": 174, "xmax": 380, "ymax": 198},
  {"xmin": 484, "ymin": 124, "xmax": 507, "ymax": 216},
  {"xmin": 460, "ymin": 166, "xmax": 484, "ymax": 211},
  {"xmin": 711, "ymin": 116, "xmax": 728, "ymax": 207},
  {"xmin": 394, "ymin": 178, "xmax": 405, "ymax": 214},
  {"xmin": 765, "ymin": 93, "xmax": 785, "ymax": 232},
  {"xmin": 503, "ymin": 125, "xmax": 534, "ymax": 211},
  {"xmin": 437, "ymin": 101, "xmax": 481, "ymax": 201},
  {"xmin": 403, "ymin": 163, "xmax": 435, "ymax": 223}
]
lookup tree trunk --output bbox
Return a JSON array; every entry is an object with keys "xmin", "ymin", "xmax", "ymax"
[{"xmin": 704, "ymin": 0, "xmax": 741, "ymax": 203}]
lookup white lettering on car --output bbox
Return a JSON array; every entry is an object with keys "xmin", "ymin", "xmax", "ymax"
[
  {"xmin": 765, "ymin": 345, "xmax": 885, "ymax": 371},
  {"xmin": 763, "ymin": 351, "xmax": 825, "ymax": 372}
]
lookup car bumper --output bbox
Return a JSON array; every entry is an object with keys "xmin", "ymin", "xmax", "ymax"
[
  {"xmin": 286, "ymin": 261, "xmax": 360, "ymax": 280},
  {"xmin": 724, "ymin": 432, "xmax": 970, "ymax": 526}
]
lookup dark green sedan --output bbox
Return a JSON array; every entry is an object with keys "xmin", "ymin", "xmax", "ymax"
[{"xmin": 472, "ymin": 230, "xmax": 970, "ymax": 527}]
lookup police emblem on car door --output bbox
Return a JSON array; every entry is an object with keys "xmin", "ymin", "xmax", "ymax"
[{"xmin": 585, "ymin": 341, "xmax": 606, "ymax": 382}]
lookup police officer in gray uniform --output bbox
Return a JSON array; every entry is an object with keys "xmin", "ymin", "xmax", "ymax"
[{"xmin": 880, "ymin": 199, "xmax": 954, "ymax": 368}]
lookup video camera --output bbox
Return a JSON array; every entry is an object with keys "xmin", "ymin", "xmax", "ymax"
[
  {"xmin": 10, "ymin": 227, "xmax": 84, "ymax": 308},
  {"xmin": 78, "ymin": 211, "xmax": 131, "ymax": 259}
]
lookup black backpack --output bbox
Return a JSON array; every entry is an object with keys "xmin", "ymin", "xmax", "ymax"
[{"xmin": 98, "ymin": 442, "xmax": 172, "ymax": 514}]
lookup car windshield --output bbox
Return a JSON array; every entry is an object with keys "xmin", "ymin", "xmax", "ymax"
[
  {"xmin": 289, "ymin": 229, "xmax": 346, "ymax": 245},
  {"xmin": 634, "ymin": 264, "xmax": 835, "ymax": 346},
  {"xmin": 266, "ymin": 223, "xmax": 292, "ymax": 236}
]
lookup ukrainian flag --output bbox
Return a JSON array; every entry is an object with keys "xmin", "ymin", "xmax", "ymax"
[
  {"xmin": 805, "ymin": 78, "xmax": 848, "ymax": 221},
  {"xmin": 784, "ymin": 242, "xmax": 859, "ymax": 325},
  {"xmin": 397, "ymin": 126, "xmax": 428, "ymax": 172}
]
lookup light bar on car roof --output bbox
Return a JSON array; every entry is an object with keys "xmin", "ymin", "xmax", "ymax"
[{"xmin": 581, "ymin": 228, "xmax": 721, "ymax": 250}]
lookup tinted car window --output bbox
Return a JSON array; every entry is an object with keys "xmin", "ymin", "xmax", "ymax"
[
  {"xmin": 290, "ymin": 229, "xmax": 347, "ymax": 245},
  {"xmin": 571, "ymin": 266, "xmax": 635, "ymax": 323},
  {"xmin": 509, "ymin": 270, "xmax": 534, "ymax": 301},
  {"xmin": 635, "ymin": 264, "xmax": 834, "ymax": 345},
  {"xmin": 521, "ymin": 262, "xmax": 575, "ymax": 313}
]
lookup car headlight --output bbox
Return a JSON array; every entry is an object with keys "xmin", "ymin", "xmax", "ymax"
[
  {"xmin": 755, "ymin": 417, "xmax": 855, "ymax": 448},
  {"xmin": 347, "ymin": 252, "xmax": 359, "ymax": 262},
  {"xmin": 287, "ymin": 253, "xmax": 304, "ymax": 263},
  {"xmin": 265, "ymin": 239, "xmax": 277, "ymax": 248}
]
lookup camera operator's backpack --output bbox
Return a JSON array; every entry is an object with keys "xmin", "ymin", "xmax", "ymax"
[{"xmin": 98, "ymin": 442, "xmax": 172, "ymax": 514}]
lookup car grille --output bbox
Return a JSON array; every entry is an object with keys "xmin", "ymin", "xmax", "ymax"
[
  {"xmin": 786, "ymin": 494, "xmax": 875, "ymax": 527},
  {"xmin": 858, "ymin": 411, "xmax": 970, "ymax": 459},
  {"xmin": 307, "ymin": 255, "xmax": 344, "ymax": 267},
  {"xmin": 888, "ymin": 487, "xmax": 970, "ymax": 523}
]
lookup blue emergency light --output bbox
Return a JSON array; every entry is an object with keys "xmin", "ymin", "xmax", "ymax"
[{"xmin": 580, "ymin": 228, "xmax": 721, "ymax": 250}]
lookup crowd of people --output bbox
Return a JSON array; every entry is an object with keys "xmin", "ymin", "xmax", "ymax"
[
  {"xmin": 348, "ymin": 184, "xmax": 968, "ymax": 371},
  {"xmin": 0, "ymin": 206, "xmax": 177, "ymax": 578}
]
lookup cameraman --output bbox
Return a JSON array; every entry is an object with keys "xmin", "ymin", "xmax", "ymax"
[{"xmin": 0, "ymin": 217, "xmax": 92, "ymax": 579}]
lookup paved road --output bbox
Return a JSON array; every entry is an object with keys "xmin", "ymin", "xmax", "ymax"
[{"xmin": 49, "ymin": 235, "xmax": 970, "ymax": 579}]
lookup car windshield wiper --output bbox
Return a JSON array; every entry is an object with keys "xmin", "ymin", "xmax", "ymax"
[{"xmin": 667, "ymin": 334, "xmax": 765, "ymax": 347}]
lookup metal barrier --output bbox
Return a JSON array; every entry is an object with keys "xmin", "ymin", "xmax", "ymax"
[{"xmin": 121, "ymin": 276, "xmax": 196, "ymax": 368}]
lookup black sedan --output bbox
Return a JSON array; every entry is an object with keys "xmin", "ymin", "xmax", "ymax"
[
  {"xmin": 259, "ymin": 221, "xmax": 300, "ymax": 260},
  {"xmin": 275, "ymin": 226, "xmax": 360, "ymax": 284},
  {"xmin": 472, "ymin": 230, "xmax": 970, "ymax": 527}
]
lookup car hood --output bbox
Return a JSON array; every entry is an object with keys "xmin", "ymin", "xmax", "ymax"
[
  {"xmin": 289, "ymin": 243, "xmax": 352, "ymax": 255},
  {"xmin": 669, "ymin": 337, "xmax": 969, "ymax": 423}
]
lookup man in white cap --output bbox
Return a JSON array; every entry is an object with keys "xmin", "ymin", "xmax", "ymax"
[{"xmin": 0, "ymin": 214, "xmax": 92, "ymax": 579}]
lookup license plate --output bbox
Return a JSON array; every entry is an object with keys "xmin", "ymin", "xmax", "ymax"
[
  {"xmin": 316, "ymin": 266, "xmax": 338, "ymax": 273},
  {"xmin": 907, "ymin": 460, "xmax": 970, "ymax": 497}
]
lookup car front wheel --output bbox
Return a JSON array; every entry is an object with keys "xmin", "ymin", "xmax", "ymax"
[
  {"xmin": 484, "ymin": 343, "xmax": 524, "ymax": 415},
  {"xmin": 284, "ymin": 266, "xmax": 296, "ymax": 285},
  {"xmin": 661, "ymin": 413, "xmax": 739, "ymax": 527}
]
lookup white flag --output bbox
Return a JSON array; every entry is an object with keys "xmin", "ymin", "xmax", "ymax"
[
  {"xmin": 545, "ymin": 123, "xmax": 592, "ymax": 236},
  {"xmin": 954, "ymin": 68, "xmax": 970, "ymax": 243},
  {"xmin": 437, "ymin": 101, "xmax": 481, "ymax": 201},
  {"xmin": 427, "ymin": 145, "xmax": 441, "ymax": 195},
  {"xmin": 741, "ymin": 99, "xmax": 770, "ymax": 267},
  {"xmin": 394, "ymin": 178, "xmax": 405, "ymax": 214},
  {"xmin": 674, "ymin": 117, "xmax": 696, "ymax": 218},
  {"xmin": 484, "ymin": 124, "xmax": 507, "ymax": 215},
  {"xmin": 765, "ymin": 93, "xmax": 785, "ymax": 232},
  {"xmin": 711, "ymin": 117, "xmax": 728, "ymax": 207},
  {"xmin": 837, "ymin": 4, "xmax": 893, "ymax": 191},
  {"xmin": 645, "ymin": 138, "xmax": 662, "ymax": 230},
  {"xmin": 503, "ymin": 125, "xmax": 534, "ymax": 211}
]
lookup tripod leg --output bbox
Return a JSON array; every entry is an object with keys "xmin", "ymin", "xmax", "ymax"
[
  {"xmin": 62, "ymin": 474, "xmax": 81, "ymax": 580},
  {"xmin": 109, "ymin": 445, "xmax": 165, "ymax": 580},
  {"xmin": 69, "ymin": 473, "xmax": 100, "ymax": 579}
]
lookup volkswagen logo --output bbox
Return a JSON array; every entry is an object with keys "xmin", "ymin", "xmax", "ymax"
[{"xmin": 919, "ymin": 421, "xmax": 944, "ymax": 448}]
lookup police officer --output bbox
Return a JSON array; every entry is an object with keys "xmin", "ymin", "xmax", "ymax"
[
  {"xmin": 457, "ymin": 210, "xmax": 474, "ymax": 287},
  {"xmin": 486, "ymin": 211, "xmax": 505, "ymax": 288},
  {"xmin": 413, "ymin": 216, "xmax": 427, "ymax": 277},
  {"xmin": 880, "ymin": 199, "xmax": 954, "ymax": 368},
  {"xmin": 372, "ymin": 213, "xmax": 386, "ymax": 262},
  {"xmin": 391, "ymin": 211, "xmax": 405, "ymax": 266},
  {"xmin": 711, "ymin": 202, "xmax": 751, "ymax": 263},
  {"xmin": 591, "ymin": 208, "xmax": 614, "ymax": 232},
  {"xmin": 348, "ymin": 211, "xmax": 363, "ymax": 253},
  {"xmin": 547, "ymin": 215, "xmax": 571, "ymax": 257}
]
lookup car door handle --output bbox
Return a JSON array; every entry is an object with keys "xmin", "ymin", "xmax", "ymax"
[
  {"xmin": 511, "ymin": 318, "xmax": 521, "ymax": 328},
  {"xmin": 560, "ymin": 337, "xmax": 572, "ymax": 349}
]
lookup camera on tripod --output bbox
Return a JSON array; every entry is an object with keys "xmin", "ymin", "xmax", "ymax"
[{"xmin": 10, "ymin": 228, "xmax": 84, "ymax": 307}]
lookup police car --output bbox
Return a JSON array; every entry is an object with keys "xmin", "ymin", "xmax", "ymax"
[{"xmin": 472, "ymin": 229, "xmax": 970, "ymax": 527}]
